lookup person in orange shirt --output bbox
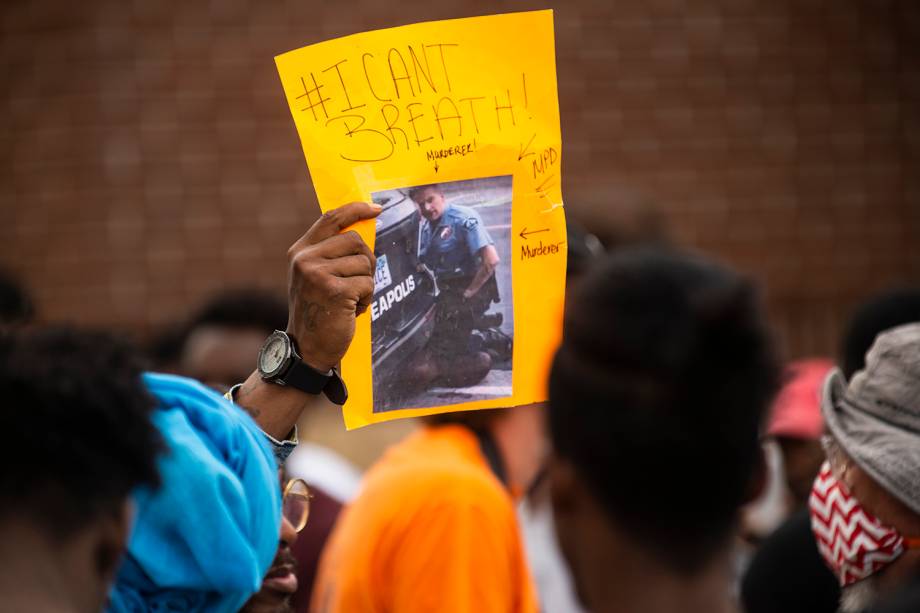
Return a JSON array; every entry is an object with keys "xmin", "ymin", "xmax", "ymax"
[{"xmin": 311, "ymin": 406, "xmax": 543, "ymax": 613}]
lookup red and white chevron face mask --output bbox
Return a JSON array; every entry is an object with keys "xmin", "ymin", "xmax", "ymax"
[{"xmin": 809, "ymin": 461, "xmax": 920, "ymax": 586}]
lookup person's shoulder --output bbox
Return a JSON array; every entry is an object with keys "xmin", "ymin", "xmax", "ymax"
[
  {"xmin": 394, "ymin": 462, "xmax": 513, "ymax": 534},
  {"xmin": 365, "ymin": 435, "xmax": 511, "ymax": 512},
  {"xmin": 449, "ymin": 204, "xmax": 481, "ymax": 219},
  {"xmin": 437, "ymin": 459, "xmax": 508, "ymax": 503},
  {"xmin": 447, "ymin": 205, "xmax": 485, "ymax": 228}
]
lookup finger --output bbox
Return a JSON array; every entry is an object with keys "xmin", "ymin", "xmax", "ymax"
[
  {"xmin": 294, "ymin": 202, "xmax": 382, "ymax": 249},
  {"xmin": 325, "ymin": 254, "xmax": 374, "ymax": 278},
  {"xmin": 342, "ymin": 276, "xmax": 375, "ymax": 312},
  {"xmin": 312, "ymin": 231, "xmax": 376, "ymax": 268},
  {"xmin": 308, "ymin": 230, "xmax": 377, "ymax": 271}
]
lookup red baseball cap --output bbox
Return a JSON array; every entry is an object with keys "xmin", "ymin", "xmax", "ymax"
[{"xmin": 766, "ymin": 358, "xmax": 834, "ymax": 440}]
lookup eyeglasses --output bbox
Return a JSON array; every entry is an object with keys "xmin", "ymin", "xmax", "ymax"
[{"xmin": 282, "ymin": 478, "xmax": 312, "ymax": 533}]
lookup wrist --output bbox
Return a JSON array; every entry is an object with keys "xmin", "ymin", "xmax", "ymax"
[
  {"xmin": 298, "ymin": 353, "xmax": 336, "ymax": 373},
  {"xmin": 285, "ymin": 330, "xmax": 336, "ymax": 373},
  {"xmin": 233, "ymin": 371, "xmax": 315, "ymax": 440},
  {"xmin": 264, "ymin": 330, "xmax": 347, "ymax": 405}
]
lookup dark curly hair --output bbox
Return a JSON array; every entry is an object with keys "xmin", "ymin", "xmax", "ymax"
[
  {"xmin": 0, "ymin": 271, "xmax": 34, "ymax": 327},
  {"xmin": 0, "ymin": 326, "xmax": 163, "ymax": 537},
  {"xmin": 842, "ymin": 287, "xmax": 920, "ymax": 379},
  {"xmin": 549, "ymin": 247, "xmax": 779, "ymax": 572}
]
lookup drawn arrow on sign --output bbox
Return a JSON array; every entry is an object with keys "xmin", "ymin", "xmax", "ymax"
[
  {"xmin": 519, "ymin": 227, "xmax": 549, "ymax": 240},
  {"xmin": 434, "ymin": 160, "xmax": 439, "ymax": 173},
  {"xmin": 535, "ymin": 173, "xmax": 556, "ymax": 193},
  {"xmin": 518, "ymin": 133, "xmax": 537, "ymax": 161}
]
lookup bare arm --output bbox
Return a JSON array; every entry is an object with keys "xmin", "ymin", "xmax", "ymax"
[
  {"xmin": 463, "ymin": 244, "xmax": 500, "ymax": 299},
  {"xmin": 235, "ymin": 202, "xmax": 380, "ymax": 440},
  {"xmin": 232, "ymin": 371, "xmax": 325, "ymax": 440}
]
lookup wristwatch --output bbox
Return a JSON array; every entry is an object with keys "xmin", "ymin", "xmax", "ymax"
[{"xmin": 257, "ymin": 330, "xmax": 348, "ymax": 405}]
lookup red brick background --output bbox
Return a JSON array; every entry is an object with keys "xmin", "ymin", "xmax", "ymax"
[{"xmin": 2, "ymin": 0, "xmax": 918, "ymax": 360}]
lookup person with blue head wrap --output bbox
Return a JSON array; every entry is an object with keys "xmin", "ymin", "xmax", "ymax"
[
  {"xmin": 0, "ymin": 203, "xmax": 377, "ymax": 613},
  {"xmin": 107, "ymin": 373, "xmax": 281, "ymax": 613},
  {"xmin": 106, "ymin": 202, "xmax": 385, "ymax": 613}
]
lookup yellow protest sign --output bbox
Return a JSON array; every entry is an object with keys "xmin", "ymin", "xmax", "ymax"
[{"xmin": 276, "ymin": 10, "xmax": 566, "ymax": 428}]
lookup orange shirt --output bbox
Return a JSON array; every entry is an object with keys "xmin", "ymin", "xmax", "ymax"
[{"xmin": 311, "ymin": 425, "xmax": 538, "ymax": 613}]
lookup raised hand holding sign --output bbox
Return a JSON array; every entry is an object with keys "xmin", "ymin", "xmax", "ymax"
[{"xmin": 276, "ymin": 11, "xmax": 566, "ymax": 428}]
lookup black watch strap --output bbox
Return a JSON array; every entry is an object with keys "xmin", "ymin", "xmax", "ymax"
[{"xmin": 282, "ymin": 361, "xmax": 348, "ymax": 405}]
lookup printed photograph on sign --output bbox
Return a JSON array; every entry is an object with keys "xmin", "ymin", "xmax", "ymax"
[{"xmin": 370, "ymin": 175, "xmax": 514, "ymax": 413}]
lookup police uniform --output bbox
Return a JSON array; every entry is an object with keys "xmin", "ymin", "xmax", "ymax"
[
  {"xmin": 418, "ymin": 204, "xmax": 499, "ymax": 357},
  {"xmin": 419, "ymin": 204, "xmax": 494, "ymax": 280}
]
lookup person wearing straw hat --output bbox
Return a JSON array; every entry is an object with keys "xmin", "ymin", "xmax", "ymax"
[{"xmin": 809, "ymin": 323, "xmax": 920, "ymax": 613}]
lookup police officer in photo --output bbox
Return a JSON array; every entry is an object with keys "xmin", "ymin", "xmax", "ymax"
[{"xmin": 404, "ymin": 183, "xmax": 506, "ymax": 389}]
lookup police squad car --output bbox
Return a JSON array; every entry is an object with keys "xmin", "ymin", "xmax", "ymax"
[{"xmin": 371, "ymin": 190, "xmax": 439, "ymax": 398}]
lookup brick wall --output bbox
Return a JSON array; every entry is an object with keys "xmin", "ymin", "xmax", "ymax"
[{"xmin": 2, "ymin": 0, "xmax": 918, "ymax": 360}]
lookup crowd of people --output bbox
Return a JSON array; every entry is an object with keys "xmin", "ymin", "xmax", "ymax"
[{"xmin": 1, "ymin": 199, "xmax": 919, "ymax": 613}]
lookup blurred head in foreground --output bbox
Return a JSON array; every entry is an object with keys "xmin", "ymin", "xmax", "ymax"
[
  {"xmin": 107, "ymin": 371, "xmax": 281, "ymax": 613},
  {"xmin": 0, "ymin": 327, "xmax": 161, "ymax": 612},
  {"xmin": 549, "ymin": 247, "xmax": 779, "ymax": 613}
]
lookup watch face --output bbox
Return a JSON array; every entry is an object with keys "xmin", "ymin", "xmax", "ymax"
[{"xmin": 259, "ymin": 333, "xmax": 290, "ymax": 377}]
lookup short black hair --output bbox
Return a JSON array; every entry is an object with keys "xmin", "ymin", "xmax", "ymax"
[
  {"xmin": 187, "ymin": 288, "xmax": 288, "ymax": 337},
  {"xmin": 0, "ymin": 271, "xmax": 34, "ymax": 327},
  {"xmin": 407, "ymin": 184, "xmax": 441, "ymax": 203},
  {"xmin": 549, "ymin": 247, "xmax": 779, "ymax": 572},
  {"xmin": 842, "ymin": 287, "xmax": 920, "ymax": 379},
  {"xmin": 0, "ymin": 327, "xmax": 162, "ymax": 537}
]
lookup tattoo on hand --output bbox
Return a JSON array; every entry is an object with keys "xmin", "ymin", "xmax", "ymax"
[{"xmin": 304, "ymin": 302, "xmax": 322, "ymax": 331}]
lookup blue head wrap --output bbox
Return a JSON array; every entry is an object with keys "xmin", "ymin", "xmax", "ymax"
[{"xmin": 107, "ymin": 373, "xmax": 281, "ymax": 613}]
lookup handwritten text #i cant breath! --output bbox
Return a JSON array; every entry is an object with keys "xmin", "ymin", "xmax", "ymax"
[{"xmin": 292, "ymin": 42, "xmax": 529, "ymax": 163}]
